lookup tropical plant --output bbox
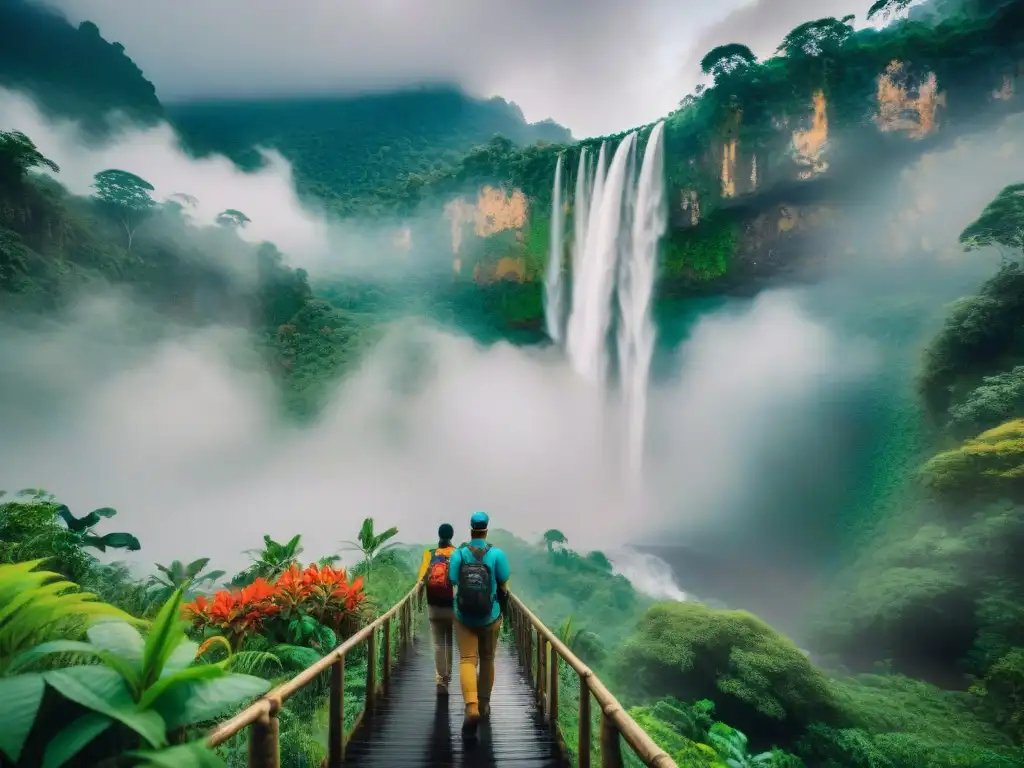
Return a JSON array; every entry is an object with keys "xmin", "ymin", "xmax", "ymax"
[
  {"xmin": 54, "ymin": 503, "xmax": 141, "ymax": 553},
  {"xmin": 91, "ymin": 168, "xmax": 157, "ymax": 251},
  {"xmin": 236, "ymin": 534, "xmax": 305, "ymax": 585},
  {"xmin": 342, "ymin": 518, "xmax": 398, "ymax": 581},
  {"xmin": 182, "ymin": 578, "xmax": 280, "ymax": 651},
  {"xmin": 708, "ymin": 722, "xmax": 775, "ymax": 767},
  {"xmin": 183, "ymin": 563, "xmax": 367, "ymax": 652},
  {"xmin": 147, "ymin": 558, "xmax": 226, "ymax": 605},
  {"xmin": 3, "ymin": 581, "xmax": 269, "ymax": 766},
  {"xmin": 0, "ymin": 560, "xmax": 137, "ymax": 677},
  {"xmin": 0, "ymin": 491, "xmax": 95, "ymax": 581}
]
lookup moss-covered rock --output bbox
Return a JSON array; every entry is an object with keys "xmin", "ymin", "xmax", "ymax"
[
  {"xmin": 616, "ymin": 601, "xmax": 835, "ymax": 747},
  {"xmin": 920, "ymin": 419, "xmax": 1024, "ymax": 500}
]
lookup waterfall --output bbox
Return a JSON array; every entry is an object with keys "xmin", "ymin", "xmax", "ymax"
[
  {"xmin": 571, "ymin": 149, "xmax": 589, "ymax": 283},
  {"xmin": 566, "ymin": 137, "xmax": 633, "ymax": 387},
  {"xmin": 617, "ymin": 122, "xmax": 667, "ymax": 480},
  {"xmin": 547, "ymin": 122, "xmax": 667, "ymax": 475},
  {"xmin": 544, "ymin": 154, "xmax": 565, "ymax": 344}
]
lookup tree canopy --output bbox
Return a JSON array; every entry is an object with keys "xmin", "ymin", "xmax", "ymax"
[
  {"xmin": 699, "ymin": 43, "xmax": 757, "ymax": 81},
  {"xmin": 0, "ymin": 130, "xmax": 59, "ymax": 184},
  {"xmin": 959, "ymin": 183, "xmax": 1024, "ymax": 258}
]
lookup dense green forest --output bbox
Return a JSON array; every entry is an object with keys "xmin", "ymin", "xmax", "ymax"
[
  {"xmin": 0, "ymin": 0, "xmax": 162, "ymax": 129},
  {"xmin": 4, "ymin": 0, "xmax": 1024, "ymax": 766},
  {"xmin": 167, "ymin": 90, "xmax": 571, "ymax": 218}
]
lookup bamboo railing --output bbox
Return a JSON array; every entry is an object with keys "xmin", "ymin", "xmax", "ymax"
[
  {"xmin": 505, "ymin": 594, "xmax": 678, "ymax": 768},
  {"xmin": 205, "ymin": 581, "xmax": 424, "ymax": 767}
]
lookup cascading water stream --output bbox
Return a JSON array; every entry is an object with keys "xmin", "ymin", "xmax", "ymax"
[
  {"xmin": 544, "ymin": 154, "xmax": 565, "ymax": 344},
  {"xmin": 571, "ymin": 149, "xmax": 590, "ymax": 280},
  {"xmin": 617, "ymin": 122, "xmax": 667, "ymax": 481},
  {"xmin": 566, "ymin": 137, "xmax": 634, "ymax": 388},
  {"xmin": 545, "ymin": 122, "xmax": 666, "ymax": 480}
]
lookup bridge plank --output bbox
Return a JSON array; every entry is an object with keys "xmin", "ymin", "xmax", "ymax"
[{"xmin": 345, "ymin": 632, "xmax": 567, "ymax": 767}]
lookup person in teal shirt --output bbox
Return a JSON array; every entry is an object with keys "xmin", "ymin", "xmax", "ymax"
[{"xmin": 447, "ymin": 511, "xmax": 510, "ymax": 737}]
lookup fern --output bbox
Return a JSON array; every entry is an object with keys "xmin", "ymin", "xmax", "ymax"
[
  {"xmin": 229, "ymin": 650, "xmax": 284, "ymax": 678},
  {"xmin": 0, "ymin": 559, "xmax": 138, "ymax": 673}
]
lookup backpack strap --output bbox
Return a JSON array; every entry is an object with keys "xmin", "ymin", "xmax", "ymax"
[{"xmin": 465, "ymin": 544, "xmax": 491, "ymax": 562}]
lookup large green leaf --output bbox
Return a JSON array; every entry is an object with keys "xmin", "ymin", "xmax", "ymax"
[
  {"xmin": 185, "ymin": 559, "xmax": 211, "ymax": 579},
  {"xmin": 85, "ymin": 532, "xmax": 142, "ymax": 552},
  {"xmin": 87, "ymin": 623, "xmax": 145, "ymax": 687},
  {"xmin": 161, "ymin": 639, "xmax": 200, "ymax": 678},
  {"xmin": 153, "ymin": 674, "xmax": 270, "ymax": 730},
  {"xmin": 42, "ymin": 713, "xmax": 113, "ymax": 768},
  {"xmin": 0, "ymin": 672, "xmax": 45, "ymax": 762},
  {"xmin": 8, "ymin": 640, "xmax": 106, "ymax": 673},
  {"xmin": 129, "ymin": 741, "xmax": 227, "ymax": 767},
  {"xmin": 139, "ymin": 663, "xmax": 224, "ymax": 711},
  {"xmin": 142, "ymin": 587, "xmax": 187, "ymax": 687},
  {"xmin": 44, "ymin": 666, "xmax": 167, "ymax": 748}
]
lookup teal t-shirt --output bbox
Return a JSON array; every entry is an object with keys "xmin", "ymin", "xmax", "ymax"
[{"xmin": 448, "ymin": 539, "xmax": 510, "ymax": 627}]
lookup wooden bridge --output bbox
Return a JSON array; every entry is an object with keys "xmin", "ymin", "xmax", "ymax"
[{"xmin": 207, "ymin": 583, "xmax": 677, "ymax": 768}]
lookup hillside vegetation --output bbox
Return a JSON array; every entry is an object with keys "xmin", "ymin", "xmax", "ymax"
[{"xmin": 168, "ymin": 89, "xmax": 571, "ymax": 217}]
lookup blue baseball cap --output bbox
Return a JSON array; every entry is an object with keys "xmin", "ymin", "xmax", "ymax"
[{"xmin": 470, "ymin": 511, "xmax": 490, "ymax": 530}]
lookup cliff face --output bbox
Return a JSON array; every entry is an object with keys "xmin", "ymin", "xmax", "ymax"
[{"xmin": 414, "ymin": 61, "xmax": 1018, "ymax": 297}]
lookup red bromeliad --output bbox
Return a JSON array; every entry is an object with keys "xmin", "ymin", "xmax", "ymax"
[
  {"xmin": 181, "ymin": 563, "xmax": 368, "ymax": 648},
  {"xmin": 182, "ymin": 577, "xmax": 281, "ymax": 649},
  {"xmin": 301, "ymin": 563, "xmax": 367, "ymax": 630}
]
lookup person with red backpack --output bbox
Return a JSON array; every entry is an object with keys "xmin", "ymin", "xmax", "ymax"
[{"xmin": 417, "ymin": 523, "xmax": 456, "ymax": 695}]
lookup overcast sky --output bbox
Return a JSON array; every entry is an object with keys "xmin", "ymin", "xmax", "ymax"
[{"xmin": 42, "ymin": 0, "xmax": 876, "ymax": 138}]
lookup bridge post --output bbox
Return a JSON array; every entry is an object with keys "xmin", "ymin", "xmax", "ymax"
[
  {"xmin": 549, "ymin": 650, "xmax": 559, "ymax": 728},
  {"xmin": 534, "ymin": 631, "xmax": 543, "ymax": 700},
  {"xmin": 382, "ymin": 617, "xmax": 392, "ymax": 690},
  {"xmin": 366, "ymin": 626, "xmax": 378, "ymax": 713},
  {"xmin": 328, "ymin": 657, "xmax": 345, "ymax": 767},
  {"xmin": 248, "ymin": 701, "xmax": 280, "ymax": 768},
  {"xmin": 578, "ymin": 682, "xmax": 591, "ymax": 768},
  {"xmin": 600, "ymin": 708, "xmax": 624, "ymax": 768},
  {"xmin": 539, "ymin": 638, "xmax": 548, "ymax": 714}
]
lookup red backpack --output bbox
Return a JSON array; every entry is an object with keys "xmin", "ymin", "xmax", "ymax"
[{"xmin": 425, "ymin": 548, "xmax": 454, "ymax": 606}]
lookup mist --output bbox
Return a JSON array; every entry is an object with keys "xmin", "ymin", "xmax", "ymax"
[
  {"xmin": 0, "ymin": 290, "xmax": 866, "ymax": 585},
  {"xmin": 3, "ymin": 90, "xmax": 1021, "ymax": 624},
  {"xmin": 0, "ymin": 87, "xmax": 444, "ymax": 281}
]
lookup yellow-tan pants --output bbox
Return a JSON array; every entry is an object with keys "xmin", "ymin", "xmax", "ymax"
[
  {"xmin": 454, "ymin": 617, "xmax": 501, "ymax": 706},
  {"xmin": 427, "ymin": 605, "xmax": 454, "ymax": 685}
]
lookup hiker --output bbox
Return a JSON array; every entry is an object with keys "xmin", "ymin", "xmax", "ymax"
[
  {"xmin": 448, "ymin": 511, "xmax": 510, "ymax": 737},
  {"xmin": 418, "ymin": 523, "xmax": 456, "ymax": 695}
]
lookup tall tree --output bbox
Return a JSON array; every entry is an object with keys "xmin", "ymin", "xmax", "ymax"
[
  {"xmin": 960, "ymin": 183, "xmax": 1024, "ymax": 261},
  {"xmin": 91, "ymin": 168, "xmax": 156, "ymax": 251},
  {"xmin": 543, "ymin": 529, "xmax": 568, "ymax": 552},
  {"xmin": 0, "ymin": 130, "xmax": 59, "ymax": 185},
  {"xmin": 866, "ymin": 0, "xmax": 917, "ymax": 20},
  {"xmin": 699, "ymin": 44, "xmax": 757, "ymax": 82},
  {"xmin": 777, "ymin": 17, "xmax": 854, "ymax": 59},
  {"xmin": 216, "ymin": 208, "xmax": 251, "ymax": 229}
]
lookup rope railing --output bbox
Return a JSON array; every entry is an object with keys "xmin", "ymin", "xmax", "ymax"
[
  {"xmin": 506, "ymin": 594, "xmax": 678, "ymax": 768},
  {"xmin": 205, "ymin": 581, "xmax": 425, "ymax": 767}
]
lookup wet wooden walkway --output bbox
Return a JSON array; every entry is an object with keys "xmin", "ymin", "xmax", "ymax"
[{"xmin": 345, "ymin": 634, "xmax": 567, "ymax": 768}]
